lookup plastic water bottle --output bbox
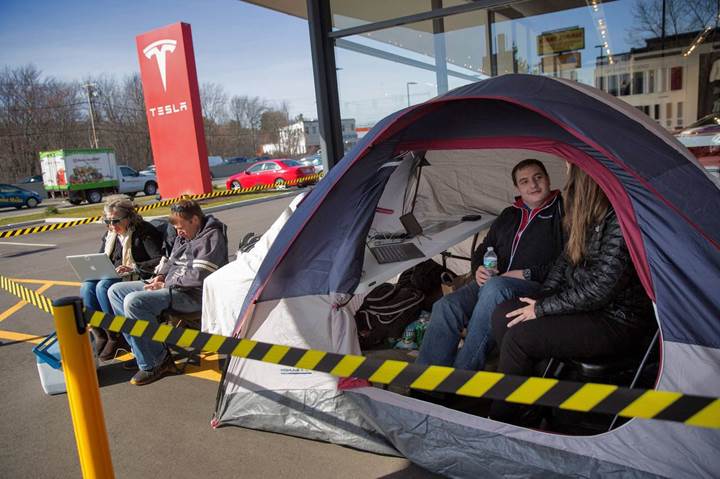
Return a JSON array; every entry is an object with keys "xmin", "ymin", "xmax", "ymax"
[
  {"xmin": 395, "ymin": 321, "xmax": 418, "ymax": 350},
  {"xmin": 483, "ymin": 247, "xmax": 498, "ymax": 276}
]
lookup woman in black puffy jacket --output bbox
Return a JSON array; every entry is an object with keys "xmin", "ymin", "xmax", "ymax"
[{"xmin": 489, "ymin": 164, "xmax": 655, "ymax": 424}]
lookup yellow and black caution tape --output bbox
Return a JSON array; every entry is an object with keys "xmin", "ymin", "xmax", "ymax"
[
  {"xmin": 0, "ymin": 172, "xmax": 324, "ymax": 239},
  {"xmin": 0, "ymin": 276, "xmax": 54, "ymax": 314},
  {"xmin": 1, "ymin": 274, "xmax": 718, "ymax": 430}
]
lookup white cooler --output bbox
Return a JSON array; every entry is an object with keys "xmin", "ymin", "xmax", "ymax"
[{"xmin": 32, "ymin": 332, "xmax": 97, "ymax": 395}]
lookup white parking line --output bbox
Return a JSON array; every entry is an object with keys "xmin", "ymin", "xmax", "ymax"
[{"xmin": 0, "ymin": 241, "xmax": 57, "ymax": 247}]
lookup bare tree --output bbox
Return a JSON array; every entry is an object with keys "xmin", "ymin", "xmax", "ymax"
[
  {"xmin": 630, "ymin": 0, "xmax": 717, "ymax": 43},
  {"xmin": 0, "ymin": 65, "xmax": 84, "ymax": 180},
  {"xmin": 0, "ymin": 65, "xmax": 300, "ymax": 180},
  {"xmin": 260, "ymin": 108, "xmax": 290, "ymax": 144},
  {"xmin": 200, "ymin": 82, "xmax": 233, "ymax": 157},
  {"xmin": 229, "ymin": 95, "xmax": 267, "ymax": 154}
]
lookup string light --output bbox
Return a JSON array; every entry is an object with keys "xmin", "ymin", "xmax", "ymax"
[
  {"xmin": 683, "ymin": 14, "xmax": 720, "ymax": 56},
  {"xmin": 587, "ymin": 0, "xmax": 614, "ymax": 64}
]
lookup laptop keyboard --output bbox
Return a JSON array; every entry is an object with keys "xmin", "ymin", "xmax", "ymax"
[{"xmin": 369, "ymin": 242, "xmax": 425, "ymax": 264}]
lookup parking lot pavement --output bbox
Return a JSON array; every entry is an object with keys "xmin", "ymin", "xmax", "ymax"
[{"xmin": 0, "ymin": 194, "xmax": 436, "ymax": 478}]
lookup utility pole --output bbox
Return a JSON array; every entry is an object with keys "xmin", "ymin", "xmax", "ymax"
[
  {"xmin": 83, "ymin": 83, "xmax": 99, "ymax": 149},
  {"xmin": 406, "ymin": 81, "xmax": 417, "ymax": 107}
]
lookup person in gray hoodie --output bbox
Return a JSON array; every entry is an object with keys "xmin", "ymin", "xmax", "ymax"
[{"xmin": 108, "ymin": 199, "xmax": 228, "ymax": 385}]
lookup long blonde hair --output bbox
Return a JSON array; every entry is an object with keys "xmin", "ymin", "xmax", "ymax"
[{"xmin": 563, "ymin": 164, "xmax": 610, "ymax": 264}]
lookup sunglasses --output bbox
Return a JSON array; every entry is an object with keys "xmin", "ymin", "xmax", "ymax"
[{"xmin": 103, "ymin": 216, "xmax": 126, "ymax": 225}]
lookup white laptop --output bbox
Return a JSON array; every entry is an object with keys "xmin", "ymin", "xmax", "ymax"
[{"xmin": 66, "ymin": 253, "xmax": 120, "ymax": 281}]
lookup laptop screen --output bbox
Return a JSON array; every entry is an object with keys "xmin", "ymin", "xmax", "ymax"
[{"xmin": 399, "ymin": 213, "xmax": 423, "ymax": 237}]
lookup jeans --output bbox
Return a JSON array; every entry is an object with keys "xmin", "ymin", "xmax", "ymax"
[
  {"xmin": 108, "ymin": 281, "xmax": 201, "ymax": 371},
  {"xmin": 81, "ymin": 279, "xmax": 121, "ymax": 314},
  {"xmin": 416, "ymin": 276, "xmax": 540, "ymax": 371}
]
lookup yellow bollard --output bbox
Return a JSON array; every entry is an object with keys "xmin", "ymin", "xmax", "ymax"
[{"xmin": 53, "ymin": 297, "xmax": 114, "ymax": 479}]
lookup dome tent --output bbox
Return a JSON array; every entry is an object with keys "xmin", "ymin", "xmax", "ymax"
[{"xmin": 210, "ymin": 75, "xmax": 720, "ymax": 477}]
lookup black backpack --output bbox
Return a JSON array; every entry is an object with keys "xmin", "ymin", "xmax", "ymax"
[
  {"xmin": 355, "ymin": 282, "xmax": 424, "ymax": 349},
  {"xmin": 397, "ymin": 259, "xmax": 452, "ymax": 311}
]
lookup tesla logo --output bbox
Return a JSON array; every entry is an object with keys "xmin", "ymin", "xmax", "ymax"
[
  {"xmin": 148, "ymin": 101, "xmax": 188, "ymax": 117},
  {"xmin": 143, "ymin": 39, "xmax": 177, "ymax": 91}
]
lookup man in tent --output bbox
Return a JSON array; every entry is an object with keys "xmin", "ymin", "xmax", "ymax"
[
  {"xmin": 416, "ymin": 159, "xmax": 564, "ymax": 371},
  {"xmin": 108, "ymin": 199, "xmax": 228, "ymax": 385}
]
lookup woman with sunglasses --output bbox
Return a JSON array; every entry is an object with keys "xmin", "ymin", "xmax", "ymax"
[{"xmin": 81, "ymin": 196, "xmax": 163, "ymax": 360}]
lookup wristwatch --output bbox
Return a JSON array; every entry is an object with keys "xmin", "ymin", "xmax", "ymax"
[{"xmin": 522, "ymin": 268, "xmax": 532, "ymax": 281}]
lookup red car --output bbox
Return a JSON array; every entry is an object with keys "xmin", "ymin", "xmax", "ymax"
[{"xmin": 225, "ymin": 159, "xmax": 317, "ymax": 190}]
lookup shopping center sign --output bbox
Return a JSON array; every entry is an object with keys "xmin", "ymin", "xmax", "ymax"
[
  {"xmin": 136, "ymin": 22, "xmax": 211, "ymax": 198},
  {"xmin": 537, "ymin": 27, "xmax": 585, "ymax": 56}
]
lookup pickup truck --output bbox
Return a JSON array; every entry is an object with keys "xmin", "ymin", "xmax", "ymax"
[{"xmin": 40, "ymin": 149, "xmax": 159, "ymax": 205}]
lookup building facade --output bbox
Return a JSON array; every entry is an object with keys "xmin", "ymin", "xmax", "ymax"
[
  {"xmin": 264, "ymin": 118, "xmax": 358, "ymax": 156},
  {"xmin": 594, "ymin": 30, "xmax": 720, "ymax": 131}
]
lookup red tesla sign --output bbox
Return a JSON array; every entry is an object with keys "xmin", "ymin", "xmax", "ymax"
[{"xmin": 136, "ymin": 22, "xmax": 211, "ymax": 199}]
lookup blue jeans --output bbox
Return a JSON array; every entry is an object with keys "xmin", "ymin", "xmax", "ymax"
[
  {"xmin": 108, "ymin": 281, "xmax": 201, "ymax": 371},
  {"xmin": 81, "ymin": 279, "xmax": 121, "ymax": 314},
  {"xmin": 416, "ymin": 276, "xmax": 540, "ymax": 371}
]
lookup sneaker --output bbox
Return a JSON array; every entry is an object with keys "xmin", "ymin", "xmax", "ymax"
[
  {"xmin": 129, "ymin": 354, "xmax": 177, "ymax": 386},
  {"xmin": 99, "ymin": 333, "xmax": 129, "ymax": 361}
]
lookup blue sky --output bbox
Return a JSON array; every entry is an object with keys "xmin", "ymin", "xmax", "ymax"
[
  {"xmin": 0, "ymin": 0, "xmax": 318, "ymax": 118},
  {"xmin": 0, "ymin": 0, "xmax": 653, "ymax": 126}
]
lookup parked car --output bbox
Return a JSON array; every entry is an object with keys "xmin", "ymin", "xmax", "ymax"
[
  {"xmin": 19, "ymin": 175, "xmax": 43, "ymax": 184},
  {"xmin": 675, "ymin": 114, "xmax": 720, "ymax": 179},
  {"xmin": 139, "ymin": 164, "xmax": 156, "ymax": 176},
  {"xmin": 0, "ymin": 183, "xmax": 42, "ymax": 209},
  {"xmin": 223, "ymin": 157, "xmax": 257, "ymax": 170},
  {"xmin": 299, "ymin": 154, "xmax": 324, "ymax": 174},
  {"xmin": 224, "ymin": 156, "xmax": 250, "ymax": 164},
  {"xmin": 225, "ymin": 159, "xmax": 317, "ymax": 190}
]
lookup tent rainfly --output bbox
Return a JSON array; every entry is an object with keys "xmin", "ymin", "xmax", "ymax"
[{"xmin": 204, "ymin": 74, "xmax": 720, "ymax": 478}]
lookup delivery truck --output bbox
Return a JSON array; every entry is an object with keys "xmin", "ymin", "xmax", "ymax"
[{"xmin": 40, "ymin": 149, "xmax": 158, "ymax": 205}]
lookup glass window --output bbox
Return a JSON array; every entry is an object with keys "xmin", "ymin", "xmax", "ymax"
[
  {"xmin": 331, "ymin": 0, "xmax": 716, "ymax": 135},
  {"xmin": 671, "ymin": 66, "xmax": 683, "ymax": 90},
  {"xmin": 632, "ymin": 71, "xmax": 644, "ymax": 95},
  {"xmin": 660, "ymin": 68, "xmax": 668, "ymax": 92},
  {"xmin": 281, "ymin": 160, "xmax": 301, "ymax": 167},
  {"xmin": 619, "ymin": 73, "xmax": 631, "ymax": 96},
  {"xmin": 608, "ymin": 75, "xmax": 618, "ymax": 96},
  {"xmin": 247, "ymin": 164, "xmax": 264, "ymax": 173},
  {"xmin": 677, "ymin": 101, "xmax": 684, "ymax": 127},
  {"xmin": 335, "ymin": 8, "xmax": 488, "ymax": 127},
  {"xmin": 647, "ymin": 70, "xmax": 655, "ymax": 93}
]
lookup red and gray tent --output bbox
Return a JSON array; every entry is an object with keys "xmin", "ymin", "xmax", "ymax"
[{"xmin": 212, "ymin": 75, "xmax": 720, "ymax": 477}]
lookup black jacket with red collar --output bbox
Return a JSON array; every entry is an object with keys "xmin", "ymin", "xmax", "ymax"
[{"xmin": 470, "ymin": 190, "xmax": 564, "ymax": 282}]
